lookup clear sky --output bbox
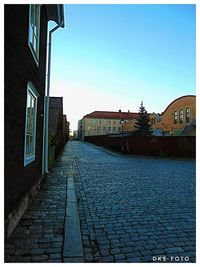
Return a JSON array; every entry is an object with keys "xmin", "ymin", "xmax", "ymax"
[{"xmin": 50, "ymin": 4, "xmax": 196, "ymax": 132}]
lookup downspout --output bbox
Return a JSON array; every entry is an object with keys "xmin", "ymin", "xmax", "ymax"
[{"xmin": 43, "ymin": 19, "xmax": 64, "ymax": 174}]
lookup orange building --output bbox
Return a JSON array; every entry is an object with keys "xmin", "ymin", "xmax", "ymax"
[
  {"xmin": 123, "ymin": 120, "xmax": 137, "ymax": 133},
  {"xmin": 150, "ymin": 95, "xmax": 196, "ymax": 136}
]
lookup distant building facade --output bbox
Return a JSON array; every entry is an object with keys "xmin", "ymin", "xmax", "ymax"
[
  {"xmin": 79, "ymin": 110, "xmax": 139, "ymax": 140},
  {"xmin": 78, "ymin": 95, "xmax": 195, "ymax": 141},
  {"xmin": 150, "ymin": 95, "xmax": 196, "ymax": 136}
]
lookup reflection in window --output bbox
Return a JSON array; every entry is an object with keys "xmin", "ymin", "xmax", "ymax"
[
  {"xmin": 174, "ymin": 111, "xmax": 178, "ymax": 124},
  {"xmin": 179, "ymin": 109, "xmax": 183, "ymax": 123},
  {"xmin": 24, "ymin": 82, "xmax": 39, "ymax": 166},
  {"xmin": 186, "ymin": 108, "xmax": 190, "ymax": 123},
  {"xmin": 28, "ymin": 5, "xmax": 40, "ymax": 64}
]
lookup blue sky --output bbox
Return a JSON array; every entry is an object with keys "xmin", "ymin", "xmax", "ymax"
[{"xmin": 50, "ymin": 4, "xmax": 196, "ymax": 132}]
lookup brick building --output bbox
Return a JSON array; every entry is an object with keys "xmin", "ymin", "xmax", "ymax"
[
  {"xmin": 150, "ymin": 95, "xmax": 196, "ymax": 136},
  {"xmin": 4, "ymin": 4, "xmax": 64, "ymax": 238}
]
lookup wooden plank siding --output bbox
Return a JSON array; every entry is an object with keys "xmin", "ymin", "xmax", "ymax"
[{"xmin": 4, "ymin": 5, "xmax": 48, "ymax": 234}]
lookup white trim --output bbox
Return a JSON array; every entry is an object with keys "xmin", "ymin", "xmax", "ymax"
[
  {"xmin": 24, "ymin": 82, "xmax": 39, "ymax": 167},
  {"xmin": 28, "ymin": 5, "xmax": 41, "ymax": 66}
]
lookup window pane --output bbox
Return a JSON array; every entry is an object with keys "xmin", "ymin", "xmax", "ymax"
[
  {"xmin": 29, "ymin": 5, "xmax": 40, "ymax": 62},
  {"xmin": 31, "ymin": 5, "xmax": 35, "ymax": 27},
  {"xmin": 25, "ymin": 84, "xmax": 38, "ymax": 160},
  {"xmin": 29, "ymin": 135, "xmax": 34, "ymax": 154},
  {"xmin": 26, "ymin": 135, "xmax": 30, "ymax": 154}
]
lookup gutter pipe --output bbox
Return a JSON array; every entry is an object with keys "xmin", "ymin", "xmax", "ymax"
[{"xmin": 43, "ymin": 12, "xmax": 65, "ymax": 174}]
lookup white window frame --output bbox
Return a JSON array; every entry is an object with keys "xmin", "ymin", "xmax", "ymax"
[
  {"xmin": 28, "ymin": 4, "xmax": 41, "ymax": 66},
  {"xmin": 174, "ymin": 111, "xmax": 178, "ymax": 124},
  {"xmin": 24, "ymin": 82, "xmax": 39, "ymax": 166},
  {"xmin": 179, "ymin": 109, "xmax": 184, "ymax": 123},
  {"xmin": 186, "ymin": 108, "xmax": 190, "ymax": 123}
]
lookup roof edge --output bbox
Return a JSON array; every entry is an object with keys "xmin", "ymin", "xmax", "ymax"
[{"xmin": 163, "ymin": 95, "xmax": 196, "ymax": 114}]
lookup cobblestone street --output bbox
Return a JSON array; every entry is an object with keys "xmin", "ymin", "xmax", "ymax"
[
  {"xmin": 73, "ymin": 141, "xmax": 196, "ymax": 263},
  {"xmin": 5, "ymin": 141, "xmax": 196, "ymax": 263}
]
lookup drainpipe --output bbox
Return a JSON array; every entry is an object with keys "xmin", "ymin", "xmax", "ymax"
[{"xmin": 43, "ymin": 18, "xmax": 64, "ymax": 174}]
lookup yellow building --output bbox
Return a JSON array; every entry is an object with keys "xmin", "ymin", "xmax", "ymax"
[
  {"xmin": 150, "ymin": 95, "xmax": 196, "ymax": 136},
  {"xmin": 79, "ymin": 110, "xmax": 139, "ymax": 139}
]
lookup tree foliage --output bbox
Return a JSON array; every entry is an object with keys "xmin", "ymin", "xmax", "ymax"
[{"xmin": 134, "ymin": 101, "xmax": 152, "ymax": 136}]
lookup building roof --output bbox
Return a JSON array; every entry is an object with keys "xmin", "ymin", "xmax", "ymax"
[
  {"xmin": 83, "ymin": 111, "xmax": 139, "ymax": 120},
  {"xmin": 45, "ymin": 5, "xmax": 65, "ymax": 27},
  {"xmin": 163, "ymin": 95, "xmax": 196, "ymax": 114}
]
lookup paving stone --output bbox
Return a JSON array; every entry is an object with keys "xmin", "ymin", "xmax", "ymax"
[
  {"xmin": 48, "ymin": 253, "xmax": 62, "ymax": 259},
  {"xmin": 152, "ymin": 248, "xmax": 165, "ymax": 255},
  {"xmin": 165, "ymin": 247, "xmax": 184, "ymax": 254},
  {"xmin": 110, "ymin": 248, "xmax": 121, "ymax": 255},
  {"xmin": 45, "ymin": 247, "xmax": 62, "ymax": 254},
  {"xmin": 30, "ymin": 248, "xmax": 45, "ymax": 255},
  {"xmin": 31, "ymin": 255, "xmax": 48, "ymax": 262},
  {"xmin": 127, "ymin": 257, "xmax": 142, "ymax": 263},
  {"xmin": 101, "ymin": 255, "xmax": 114, "ymax": 262},
  {"xmin": 182, "ymin": 246, "xmax": 195, "ymax": 252},
  {"xmin": 120, "ymin": 246, "xmax": 133, "ymax": 253},
  {"xmin": 126, "ymin": 252, "xmax": 141, "ymax": 258},
  {"xmin": 114, "ymin": 253, "xmax": 126, "ymax": 260}
]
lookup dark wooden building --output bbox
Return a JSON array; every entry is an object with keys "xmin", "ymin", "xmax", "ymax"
[
  {"xmin": 4, "ymin": 4, "xmax": 64, "ymax": 238},
  {"xmin": 63, "ymin": 114, "xmax": 70, "ymax": 142},
  {"xmin": 48, "ymin": 97, "xmax": 67, "ymax": 163}
]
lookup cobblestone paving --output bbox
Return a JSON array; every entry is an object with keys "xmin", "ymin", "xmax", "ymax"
[
  {"xmin": 4, "ymin": 146, "xmax": 70, "ymax": 263},
  {"xmin": 5, "ymin": 141, "xmax": 196, "ymax": 263},
  {"xmin": 72, "ymin": 141, "xmax": 196, "ymax": 263}
]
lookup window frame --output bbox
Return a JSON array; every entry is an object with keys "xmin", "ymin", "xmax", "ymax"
[
  {"xmin": 179, "ymin": 109, "xmax": 184, "ymax": 123},
  {"xmin": 28, "ymin": 4, "xmax": 41, "ymax": 66},
  {"xmin": 174, "ymin": 111, "xmax": 178, "ymax": 124},
  {"xmin": 186, "ymin": 108, "xmax": 190, "ymax": 123},
  {"xmin": 24, "ymin": 82, "xmax": 39, "ymax": 166}
]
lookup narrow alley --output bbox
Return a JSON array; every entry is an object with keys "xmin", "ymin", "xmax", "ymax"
[{"xmin": 5, "ymin": 141, "xmax": 196, "ymax": 263}]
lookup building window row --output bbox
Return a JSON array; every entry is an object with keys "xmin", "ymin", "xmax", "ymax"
[
  {"xmin": 174, "ymin": 108, "xmax": 190, "ymax": 124},
  {"xmin": 88, "ymin": 119, "xmax": 124, "ymax": 125},
  {"xmin": 87, "ymin": 126, "xmax": 122, "ymax": 132}
]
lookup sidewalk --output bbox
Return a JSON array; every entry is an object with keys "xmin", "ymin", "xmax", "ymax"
[{"xmin": 4, "ymin": 142, "xmax": 83, "ymax": 263}]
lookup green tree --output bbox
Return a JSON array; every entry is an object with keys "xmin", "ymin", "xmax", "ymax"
[{"xmin": 134, "ymin": 101, "xmax": 152, "ymax": 136}]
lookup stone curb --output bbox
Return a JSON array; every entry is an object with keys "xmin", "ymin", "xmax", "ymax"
[{"xmin": 63, "ymin": 152, "xmax": 84, "ymax": 263}]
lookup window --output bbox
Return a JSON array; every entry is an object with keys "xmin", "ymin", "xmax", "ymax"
[
  {"xmin": 186, "ymin": 108, "xmax": 190, "ymax": 123},
  {"xmin": 28, "ymin": 5, "xmax": 41, "ymax": 64},
  {"xmin": 174, "ymin": 111, "xmax": 178, "ymax": 124},
  {"xmin": 179, "ymin": 109, "xmax": 183, "ymax": 123},
  {"xmin": 151, "ymin": 118, "xmax": 156, "ymax": 125},
  {"xmin": 24, "ymin": 82, "xmax": 39, "ymax": 166}
]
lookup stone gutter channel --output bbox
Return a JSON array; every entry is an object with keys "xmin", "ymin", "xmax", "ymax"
[{"xmin": 62, "ymin": 150, "xmax": 84, "ymax": 263}]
